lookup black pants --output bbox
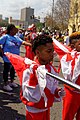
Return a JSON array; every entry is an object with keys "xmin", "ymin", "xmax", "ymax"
[{"xmin": 3, "ymin": 62, "xmax": 15, "ymax": 83}]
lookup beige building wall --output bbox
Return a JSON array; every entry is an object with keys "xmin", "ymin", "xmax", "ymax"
[{"xmin": 68, "ymin": 0, "xmax": 80, "ymax": 35}]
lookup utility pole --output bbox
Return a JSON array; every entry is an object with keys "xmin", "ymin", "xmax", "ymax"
[{"xmin": 52, "ymin": 0, "xmax": 54, "ymax": 31}]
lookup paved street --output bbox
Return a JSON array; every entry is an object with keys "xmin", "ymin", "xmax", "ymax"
[{"xmin": 0, "ymin": 45, "xmax": 63, "ymax": 120}]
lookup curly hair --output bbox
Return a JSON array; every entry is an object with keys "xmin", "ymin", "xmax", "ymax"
[{"xmin": 32, "ymin": 34, "xmax": 53, "ymax": 53}]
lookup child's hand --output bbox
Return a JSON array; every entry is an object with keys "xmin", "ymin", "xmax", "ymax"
[{"xmin": 58, "ymin": 88, "xmax": 66, "ymax": 97}]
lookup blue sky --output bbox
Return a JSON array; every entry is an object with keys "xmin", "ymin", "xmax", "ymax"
[{"xmin": 0, "ymin": 0, "xmax": 55, "ymax": 19}]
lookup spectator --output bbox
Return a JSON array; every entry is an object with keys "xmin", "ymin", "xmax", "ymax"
[
  {"xmin": 16, "ymin": 29, "xmax": 24, "ymax": 40},
  {"xmin": 0, "ymin": 24, "xmax": 31, "ymax": 91}
]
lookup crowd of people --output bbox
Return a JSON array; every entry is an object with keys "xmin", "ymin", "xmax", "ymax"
[{"xmin": 0, "ymin": 23, "xmax": 80, "ymax": 120}]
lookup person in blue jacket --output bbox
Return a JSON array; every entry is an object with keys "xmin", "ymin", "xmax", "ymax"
[{"xmin": 0, "ymin": 24, "xmax": 31, "ymax": 91}]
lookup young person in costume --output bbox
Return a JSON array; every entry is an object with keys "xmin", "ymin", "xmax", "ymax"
[
  {"xmin": 25, "ymin": 24, "xmax": 37, "ymax": 60},
  {"xmin": 20, "ymin": 34, "xmax": 65, "ymax": 120},
  {"xmin": 61, "ymin": 31, "xmax": 80, "ymax": 120}
]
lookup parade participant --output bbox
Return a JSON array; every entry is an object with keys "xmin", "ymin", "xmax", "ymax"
[
  {"xmin": 61, "ymin": 31, "xmax": 80, "ymax": 120},
  {"xmin": 0, "ymin": 24, "xmax": 31, "ymax": 91},
  {"xmin": 20, "ymin": 34, "xmax": 65, "ymax": 120},
  {"xmin": 25, "ymin": 24, "xmax": 37, "ymax": 60}
]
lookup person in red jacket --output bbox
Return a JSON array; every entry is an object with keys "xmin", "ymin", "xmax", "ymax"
[
  {"xmin": 20, "ymin": 34, "xmax": 65, "ymax": 120},
  {"xmin": 61, "ymin": 31, "xmax": 80, "ymax": 120},
  {"xmin": 25, "ymin": 24, "xmax": 37, "ymax": 60}
]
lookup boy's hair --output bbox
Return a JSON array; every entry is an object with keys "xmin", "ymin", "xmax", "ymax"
[
  {"xmin": 32, "ymin": 34, "xmax": 53, "ymax": 53},
  {"xmin": 69, "ymin": 31, "xmax": 80, "ymax": 44}
]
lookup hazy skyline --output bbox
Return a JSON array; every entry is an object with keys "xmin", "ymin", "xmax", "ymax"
[{"xmin": 0, "ymin": 0, "xmax": 54, "ymax": 19}]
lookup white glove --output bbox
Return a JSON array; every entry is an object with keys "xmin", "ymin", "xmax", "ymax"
[
  {"xmin": 36, "ymin": 65, "xmax": 47, "ymax": 89},
  {"xmin": 36, "ymin": 65, "xmax": 48, "ymax": 107}
]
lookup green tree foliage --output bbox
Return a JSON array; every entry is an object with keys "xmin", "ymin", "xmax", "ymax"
[{"xmin": 36, "ymin": 22, "xmax": 44, "ymax": 31}]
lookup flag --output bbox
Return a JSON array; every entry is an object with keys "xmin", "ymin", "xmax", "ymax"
[
  {"xmin": 5, "ymin": 52, "xmax": 27, "ymax": 85},
  {"xmin": 53, "ymin": 39, "xmax": 80, "ymax": 83},
  {"xmin": 53, "ymin": 39, "xmax": 72, "ymax": 73},
  {"xmin": 53, "ymin": 39, "xmax": 71, "ymax": 59},
  {"xmin": 5, "ymin": 52, "xmax": 36, "ymax": 85}
]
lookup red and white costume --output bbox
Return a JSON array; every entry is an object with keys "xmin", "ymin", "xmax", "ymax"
[
  {"xmin": 53, "ymin": 38, "xmax": 80, "ymax": 120},
  {"xmin": 21, "ymin": 58, "xmax": 62, "ymax": 120},
  {"xmin": 5, "ymin": 53, "xmax": 63, "ymax": 120},
  {"xmin": 61, "ymin": 51, "xmax": 80, "ymax": 120},
  {"xmin": 25, "ymin": 31, "xmax": 37, "ymax": 60},
  {"xmin": 25, "ymin": 24, "xmax": 37, "ymax": 60}
]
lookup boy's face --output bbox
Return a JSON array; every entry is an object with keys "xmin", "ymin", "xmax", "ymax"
[
  {"xmin": 71, "ymin": 39, "xmax": 80, "ymax": 52},
  {"xmin": 35, "ymin": 43, "xmax": 54, "ymax": 65}
]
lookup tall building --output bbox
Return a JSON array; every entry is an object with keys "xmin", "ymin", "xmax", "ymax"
[
  {"xmin": 68, "ymin": 0, "xmax": 80, "ymax": 35},
  {"xmin": 20, "ymin": 7, "xmax": 34, "ymax": 25}
]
